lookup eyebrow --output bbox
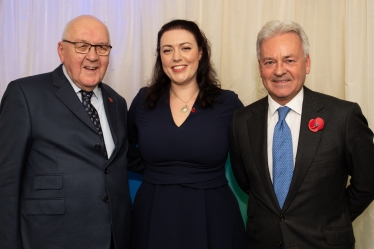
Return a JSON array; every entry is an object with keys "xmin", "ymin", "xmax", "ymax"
[
  {"xmin": 76, "ymin": 39, "xmax": 110, "ymax": 45},
  {"xmin": 261, "ymin": 55, "xmax": 296, "ymax": 60},
  {"xmin": 161, "ymin": 42, "xmax": 192, "ymax": 48}
]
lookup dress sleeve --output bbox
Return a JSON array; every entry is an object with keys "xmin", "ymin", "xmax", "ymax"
[
  {"xmin": 232, "ymin": 92, "xmax": 244, "ymax": 111},
  {"xmin": 225, "ymin": 89, "xmax": 244, "ymax": 113},
  {"xmin": 127, "ymin": 88, "xmax": 146, "ymax": 173}
]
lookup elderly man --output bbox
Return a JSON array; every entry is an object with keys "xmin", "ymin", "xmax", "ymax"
[
  {"xmin": 230, "ymin": 20, "xmax": 374, "ymax": 248},
  {"xmin": 0, "ymin": 15, "xmax": 137, "ymax": 249}
]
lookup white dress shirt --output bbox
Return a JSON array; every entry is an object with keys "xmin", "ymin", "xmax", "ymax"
[
  {"xmin": 267, "ymin": 88, "xmax": 304, "ymax": 182},
  {"xmin": 62, "ymin": 65, "xmax": 115, "ymax": 158}
]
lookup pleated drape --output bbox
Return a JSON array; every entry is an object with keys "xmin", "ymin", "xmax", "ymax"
[{"xmin": 1, "ymin": 1, "xmax": 373, "ymax": 248}]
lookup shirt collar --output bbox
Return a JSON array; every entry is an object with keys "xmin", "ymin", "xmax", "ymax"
[
  {"xmin": 62, "ymin": 65, "xmax": 100, "ymax": 99},
  {"xmin": 268, "ymin": 87, "xmax": 304, "ymax": 117}
]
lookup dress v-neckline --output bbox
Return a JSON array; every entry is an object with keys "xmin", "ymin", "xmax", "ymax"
[{"xmin": 169, "ymin": 101, "xmax": 196, "ymax": 128}]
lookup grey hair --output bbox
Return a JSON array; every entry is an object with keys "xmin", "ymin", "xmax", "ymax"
[{"xmin": 256, "ymin": 20, "xmax": 309, "ymax": 60}]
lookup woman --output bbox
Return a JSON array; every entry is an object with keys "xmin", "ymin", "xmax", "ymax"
[{"xmin": 128, "ymin": 19, "xmax": 246, "ymax": 249}]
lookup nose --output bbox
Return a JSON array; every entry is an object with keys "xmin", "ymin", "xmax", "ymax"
[
  {"xmin": 86, "ymin": 46, "xmax": 99, "ymax": 61},
  {"xmin": 173, "ymin": 50, "xmax": 182, "ymax": 61},
  {"xmin": 274, "ymin": 62, "xmax": 286, "ymax": 76}
]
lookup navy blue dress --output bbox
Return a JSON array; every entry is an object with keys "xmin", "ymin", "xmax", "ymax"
[{"xmin": 128, "ymin": 88, "xmax": 246, "ymax": 249}]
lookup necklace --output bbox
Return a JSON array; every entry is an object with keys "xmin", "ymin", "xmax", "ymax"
[{"xmin": 170, "ymin": 87, "xmax": 199, "ymax": 114}]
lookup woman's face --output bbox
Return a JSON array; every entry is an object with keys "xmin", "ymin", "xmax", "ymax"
[{"xmin": 160, "ymin": 29, "xmax": 202, "ymax": 86}]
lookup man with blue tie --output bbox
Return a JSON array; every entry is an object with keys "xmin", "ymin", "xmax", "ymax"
[
  {"xmin": 230, "ymin": 20, "xmax": 374, "ymax": 249},
  {"xmin": 0, "ymin": 15, "xmax": 139, "ymax": 249}
]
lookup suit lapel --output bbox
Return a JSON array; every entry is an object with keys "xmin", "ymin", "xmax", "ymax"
[
  {"xmin": 52, "ymin": 65, "xmax": 98, "ymax": 133},
  {"xmin": 247, "ymin": 97, "xmax": 281, "ymax": 211},
  {"xmin": 101, "ymin": 84, "xmax": 118, "ymax": 160},
  {"xmin": 282, "ymin": 87, "xmax": 328, "ymax": 211}
]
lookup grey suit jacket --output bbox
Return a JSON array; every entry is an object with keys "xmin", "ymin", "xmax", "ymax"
[
  {"xmin": 0, "ymin": 65, "xmax": 136, "ymax": 249},
  {"xmin": 230, "ymin": 87, "xmax": 374, "ymax": 249}
]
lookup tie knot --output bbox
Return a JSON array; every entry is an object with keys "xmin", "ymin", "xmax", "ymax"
[
  {"xmin": 277, "ymin": 106, "xmax": 291, "ymax": 121},
  {"xmin": 81, "ymin": 90, "xmax": 94, "ymax": 101}
]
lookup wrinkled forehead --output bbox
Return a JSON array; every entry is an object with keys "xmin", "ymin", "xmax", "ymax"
[{"xmin": 260, "ymin": 33, "xmax": 302, "ymax": 53}]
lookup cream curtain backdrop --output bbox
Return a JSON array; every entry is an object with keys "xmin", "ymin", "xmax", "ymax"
[{"xmin": 1, "ymin": 0, "xmax": 373, "ymax": 248}]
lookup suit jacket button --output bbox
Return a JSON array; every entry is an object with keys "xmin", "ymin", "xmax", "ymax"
[
  {"xmin": 103, "ymin": 196, "xmax": 109, "ymax": 203},
  {"xmin": 279, "ymin": 215, "xmax": 285, "ymax": 221},
  {"xmin": 95, "ymin": 144, "xmax": 101, "ymax": 150},
  {"xmin": 277, "ymin": 241, "xmax": 283, "ymax": 247},
  {"xmin": 104, "ymin": 168, "xmax": 109, "ymax": 174}
]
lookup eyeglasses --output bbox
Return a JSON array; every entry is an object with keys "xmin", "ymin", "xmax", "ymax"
[{"xmin": 63, "ymin": 40, "xmax": 112, "ymax": 56}]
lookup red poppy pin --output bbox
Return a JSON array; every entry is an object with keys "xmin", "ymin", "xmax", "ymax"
[
  {"xmin": 308, "ymin": 117, "xmax": 324, "ymax": 132},
  {"xmin": 191, "ymin": 107, "xmax": 196, "ymax": 113},
  {"xmin": 108, "ymin": 97, "xmax": 114, "ymax": 103}
]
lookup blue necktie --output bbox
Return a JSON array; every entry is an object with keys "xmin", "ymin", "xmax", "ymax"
[{"xmin": 273, "ymin": 106, "xmax": 293, "ymax": 209}]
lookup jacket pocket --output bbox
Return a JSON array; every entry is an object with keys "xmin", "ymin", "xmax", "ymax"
[
  {"xmin": 25, "ymin": 198, "xmax": 65, "ymax": 215},
  {"xmin": 34, "ymin": 174, "xmax": 62, "ymax": 190},
  {"xmin": 324, "ymin": 228, "xmax": 355, "ymax": 245}
]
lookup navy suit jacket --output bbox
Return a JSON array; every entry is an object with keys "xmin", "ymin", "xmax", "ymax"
[
  {"xmin": 0, "ymin": 65, "xmax": 135, "ymax": 249},
  {"xmin": 230, "ymin": 87, "xmax": 374, "ymax": 249}
]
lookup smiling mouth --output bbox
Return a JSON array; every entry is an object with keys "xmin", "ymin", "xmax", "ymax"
[
  {"xmin": 84, "ymin": 66, "xmax": 98, "ymax": 70},
  {"xmin": 172, "ymin": 65, "xmax": 186, "ymax": 70},
  {"xmin": 273, "ymin": 79, "xmax": 290, "ymax": 83}
]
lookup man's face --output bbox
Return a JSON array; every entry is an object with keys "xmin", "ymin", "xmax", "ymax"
[
  {"xmin": 258, "ymin": 32, "xmax": 310, "ymax": 105},
  {"xmin": 58, "ymin": 17, "xmax": 110, "ymax": 91}
]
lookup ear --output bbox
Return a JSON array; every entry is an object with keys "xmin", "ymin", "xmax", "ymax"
[
  {"xmin": 57, "ymin": 41, "xmax": 65, "ymax": 63},
  {"xmin": 305, "ymin": 54, "xmax": 311, "ymax": 74},
  {"xmin": 198, "ymin": 49, "xmax": 202, "ymax": 60}
]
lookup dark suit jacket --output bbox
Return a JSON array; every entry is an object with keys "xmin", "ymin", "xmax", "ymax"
[
  {"xmin": 230, "ymin": 87, "xmax": 374, "ymax": 249},
  {"xmin": 0, "ymin": 65, "xmax": 135, "ymax": 249}
]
